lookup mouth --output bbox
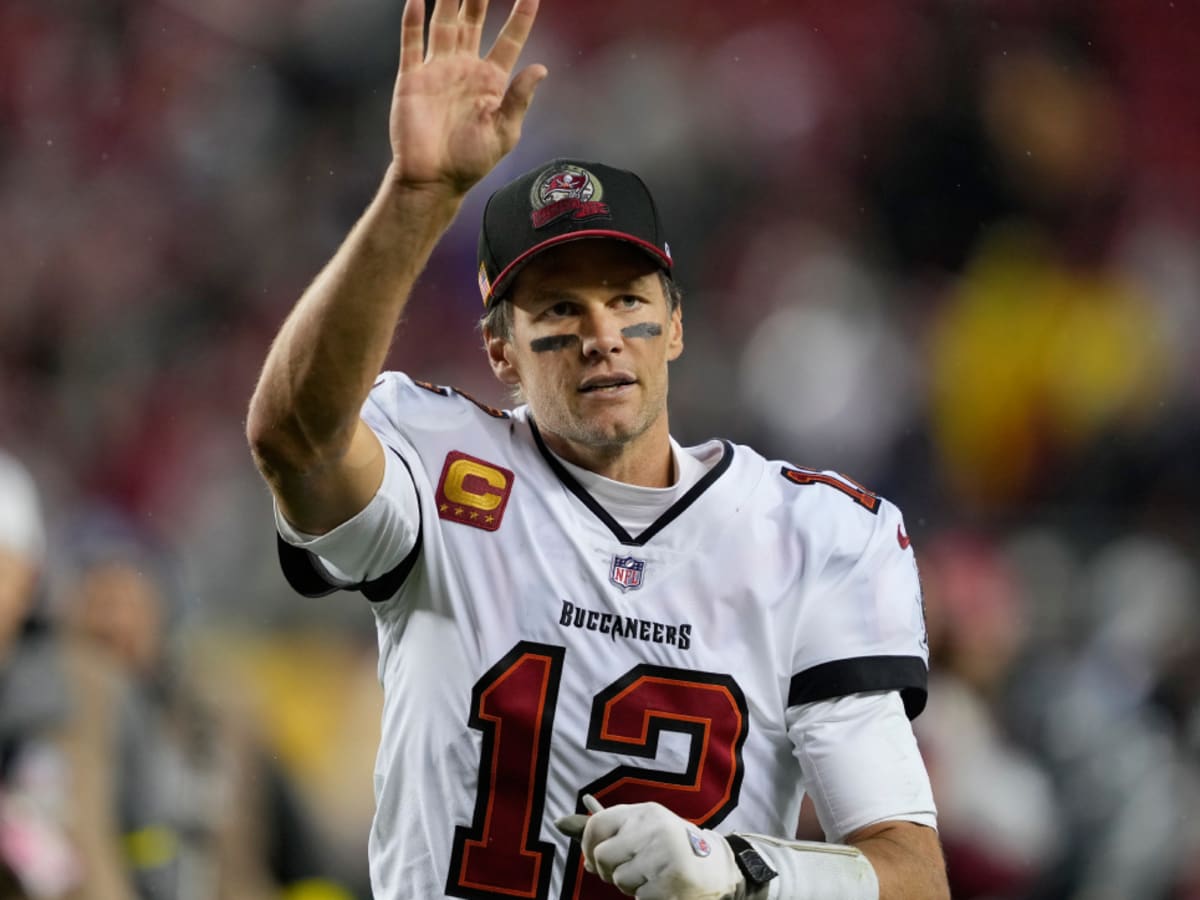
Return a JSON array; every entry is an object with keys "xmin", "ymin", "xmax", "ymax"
[{"xmin": 578, "ymin": 374, "xmax": 637, "ymax": 394}]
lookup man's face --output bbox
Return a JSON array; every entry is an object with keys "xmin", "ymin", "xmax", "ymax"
[
  {"xmin": 71, "ymin": 561, "xmax": 162, "ymax": 675},
  {"xmin": 487, "ymin": 240, "xmax": 683, "ymax": 454}
]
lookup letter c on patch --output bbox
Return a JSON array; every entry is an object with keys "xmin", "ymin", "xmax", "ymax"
[{"xmin": 443, "ymin": 458, "xmax": 507, "ymax": 510}]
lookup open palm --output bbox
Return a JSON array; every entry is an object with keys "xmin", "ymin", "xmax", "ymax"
[{"xmin": 390, "ymin": 0, "xmax": 546, "ymax": 192}]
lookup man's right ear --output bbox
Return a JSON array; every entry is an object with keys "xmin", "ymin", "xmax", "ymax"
[{"xmin": 485, "ymin": 332, "xmax": 521, "ymax": 386}]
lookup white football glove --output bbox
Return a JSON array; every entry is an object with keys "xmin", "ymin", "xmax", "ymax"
[{"xmin": 556, "ymin": 796, "xmax": 744, "ymax": 900}]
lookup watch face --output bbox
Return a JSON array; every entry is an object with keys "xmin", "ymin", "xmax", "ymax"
[{"xmin": 727, "ymin": 836, "xmax": 780, "ymax": 887}]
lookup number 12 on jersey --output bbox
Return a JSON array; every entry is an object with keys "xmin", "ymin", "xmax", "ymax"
[{"xmin": 446, "ymin": 641, "xmax": 749, "ymax": 900}]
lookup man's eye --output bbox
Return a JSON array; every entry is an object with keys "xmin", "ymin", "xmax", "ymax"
[
  {"xmin": 618, "ymin": 295, "xmax": 642, "ymax": 308},
  {"xmin": 543, "ymin": 301, "xmax": 575, "ymax": 318}
]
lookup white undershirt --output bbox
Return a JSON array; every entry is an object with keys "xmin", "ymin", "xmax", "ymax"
[{"xmin": 550, "ymin": 437, "xmax": 715, "ymax": 535}]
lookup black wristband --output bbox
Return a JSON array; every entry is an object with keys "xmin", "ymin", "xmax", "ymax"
[{"xmin": 726, "ymin": 835, "xmax": 779, "ymax": 891}]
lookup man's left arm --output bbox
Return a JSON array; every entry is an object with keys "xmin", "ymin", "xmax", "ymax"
[
  {"xmin": 846, "ymin": 820, "xmax": 948, "ymax": 900},
  {"xmin": 559, "ymin": 800, "xmax": 949, "ymax": 900},
  {"xmin": 778, "ymin": 688, "xmax": 946, "ymax": 900}
]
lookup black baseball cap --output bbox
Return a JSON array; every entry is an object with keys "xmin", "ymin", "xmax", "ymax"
[{"xmin": 476, "ymin": 158, "xmax": 673, "ymax": 307}]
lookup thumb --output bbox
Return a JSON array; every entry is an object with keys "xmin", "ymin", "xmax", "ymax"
[
  {"xmin": 498, "ymin": 63, "xmax": 548, "ymax": 141},
  {"xmin": 555, "ymin": 813, "xmax": 588, "ymax": 840}
]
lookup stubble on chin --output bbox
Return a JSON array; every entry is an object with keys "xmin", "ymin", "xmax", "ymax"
[{"xmin": 557, "ymin": 392, "xmax": 667, "ymax": 455}]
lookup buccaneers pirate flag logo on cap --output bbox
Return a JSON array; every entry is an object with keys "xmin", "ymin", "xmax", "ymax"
[{"xmin": 529, "ymin": 164, "xmax": 610, "ymax": 228}]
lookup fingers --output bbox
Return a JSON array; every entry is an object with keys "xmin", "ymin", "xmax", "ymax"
[
  {"xmin": 457, "ymin": 0, "xmax": 487, "ymax": 53},
  {"xmin": 579, "ymin": 806, "xmax": 627, "ymax": 864},
  {"xmin": 401, "ymin": 0, "xmax": 538, "ymax": 70},
  {"xmin": 426, "ymin": 0, "xmax": 460, "ymax": 58},
  {"xmin": 554, "ymin": 813, "xmax": 588, "ymax": 840},
  {"xmin": 592, "ymin": 827, "xmax": 647, "ymax": 884},
  {"xmin": 584, "ymin": 807, "xmax": 671, "ymax": 893},
  {"xmin": 557, "ymin": 794, "xmax": 605, "ymax": 842},
  {"xmin": 398, "ymin": 0, "xmax": 426, "ymax": 74},
  {"xmin": 610, "ymin": 859, "xmax": 651, "ymax": 897},
  {"xmin": 486, "ymin": 0, "xmax": 540, "ymax": 72},
  {"xmin": 581, "ymin": 804, "xmax": 656, "ymax": 883},
  {"xmin": 497, "ymin": 62, "xmax": 548, "ymax": 147}
]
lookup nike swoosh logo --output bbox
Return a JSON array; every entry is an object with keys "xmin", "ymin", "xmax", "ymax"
[{"xmin": 897, "ymin": 524, "xmax": 911, "ymax": 550}]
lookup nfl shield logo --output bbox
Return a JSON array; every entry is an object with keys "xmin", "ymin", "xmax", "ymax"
[{"xmin": 609, "ymin": 555, "xmax": 645, "ymax": 592}]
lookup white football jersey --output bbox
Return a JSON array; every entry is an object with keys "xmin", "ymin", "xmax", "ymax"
[{"xmin": 277, "ymin": 373, "xmax": 931, "ymax": 900}]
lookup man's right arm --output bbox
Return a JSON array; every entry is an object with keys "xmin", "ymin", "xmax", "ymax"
[
  {"xmin": 245, "ymin": 0, "xmax": 545, "ymax": 534},
  {"xmin": 246, "ymin": 181, "xmax": 462, "ymax": 534}
]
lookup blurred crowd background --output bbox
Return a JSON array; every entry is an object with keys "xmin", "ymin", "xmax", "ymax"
[{"xmin": 1, "ymin": 0, "xmax": 1198, "ymax": 897}]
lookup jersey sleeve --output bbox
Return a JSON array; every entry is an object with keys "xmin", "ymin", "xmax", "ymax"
[
  {"xmin": 274, "ymin": 373, "xmax": 441, "ymax": 601},
  {"xmin": 275, "ymin": 444, "xmax": 422, "ymax": 600},
  {"xmin": 788, "ymin": 691, "xmax": 937, "ymax": 841},
  {"xmin": 788, "ymin": 494, "xmax": 929, "ymax": 719}
]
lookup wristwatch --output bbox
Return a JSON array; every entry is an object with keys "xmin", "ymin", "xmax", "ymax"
[{"xmin": 726, "ymin": 835, "xmax": 779, "ymax": 897}]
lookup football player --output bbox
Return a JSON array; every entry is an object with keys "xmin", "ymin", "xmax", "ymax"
[{"xmin": 246, "ymin": 1, "xmax": 949, "ymax": 898}]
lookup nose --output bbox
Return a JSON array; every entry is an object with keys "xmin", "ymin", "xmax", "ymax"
[{"xmin": 579, "ymin": 307, "xmax": 623, "ymax": 358}]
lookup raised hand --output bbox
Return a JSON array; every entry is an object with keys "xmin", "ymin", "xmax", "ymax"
[{"xmin": 389, "ymin": 0, "xmax": 546, "ymax": 194}]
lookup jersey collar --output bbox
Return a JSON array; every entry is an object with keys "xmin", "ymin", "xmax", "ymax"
[{"xmin": 527, "ymin": 417, "xmax": 734, "ymax": 547}]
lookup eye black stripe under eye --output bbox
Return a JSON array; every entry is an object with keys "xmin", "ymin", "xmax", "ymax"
[
  {"xmin": 530, "ymin": 334, "xmax": 580, "ymax": 353},
  {"xmin": 620, "ymin": 323, "xmax": 662, "ymax": 339}
]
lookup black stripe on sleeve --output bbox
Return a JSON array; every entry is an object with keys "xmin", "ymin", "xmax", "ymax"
[
  {"xmin": 275, "ymin": 521, "xmax": 420, "ymax": 603},
  {"xmin": 276, "ymin": 536, "xmax": 342, "ymax": 598},
  {"xmin": 788, "ymin": 655, "xmax": 928, "ymax": 720},
  {"xmin": 359, "ymin": 528, "xmax": 422, "ymax": 602},
  {"xmin": 359, "ymin": 448, "xmax": 424, "ymax": 603},
  {"xmin": 275, "ymin": 447, "xmax": 424, "ymax": 603}
]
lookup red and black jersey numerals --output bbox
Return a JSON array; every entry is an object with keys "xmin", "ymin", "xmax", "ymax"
[
  {"xmin": 447, "ymin": 643, "xmax": 564, "ymax": 900},
  {"xmin": 564, "ymin": 668, "xmax": 747, "ymax": 900},
  {"xmin": 446, "ymin": 646, "xmax": 749, "ymax": 900},
  {"xmin": 780, "ymin": 465, "xmax": 881, "ymax": 514}
]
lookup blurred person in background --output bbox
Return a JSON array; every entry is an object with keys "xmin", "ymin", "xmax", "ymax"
[
  {"xmin": 913, "ymin": 533, "xmax": 1061, "ymax": 899},
  {"xmin": 860, "ymin": 15, "xmax": 1174, "ymax": 519},
  {"xmin": 59, "ymin": 510, "xmax": 357, "ymax": 900},
  {"xmin": 0, "ymin": 451, "xmax": 135, "ymax": 899},
  {"xmin": 1006, "ymin": 535, "xmax": 1200, "ymax": 900}
]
